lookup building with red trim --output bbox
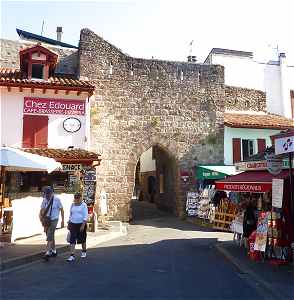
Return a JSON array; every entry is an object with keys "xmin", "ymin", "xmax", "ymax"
[
  {"xmin": 0, "ymin": 42, "xmax": 98, "ymax": 163},
  {"xmin": 223, "ymin": 111, "xmax": 294, "ymax": 165}
]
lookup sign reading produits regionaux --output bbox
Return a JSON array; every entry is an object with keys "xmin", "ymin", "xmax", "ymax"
[{"xmin": 23, "ymin": 97, "xmax": 85, "ymax": 115}]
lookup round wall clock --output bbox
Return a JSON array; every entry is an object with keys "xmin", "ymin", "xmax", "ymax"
[{"xmin": 63, "ymin": 117, "xmax": 81, "ymax": 133}]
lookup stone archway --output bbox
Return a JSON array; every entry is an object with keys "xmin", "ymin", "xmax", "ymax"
[{"xmin": 125, "ymin": 135, "xmax": 181, "ymax": 221}]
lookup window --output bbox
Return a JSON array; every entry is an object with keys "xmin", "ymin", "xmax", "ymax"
[
  {"xmin": 242, "ymin": 139, "xmax": 255, "ymax": 160},
  {"xmin": 23, "ymin": 115, "xmax": 48, "ymax": 148},
  {"xmin": 32, "ymin": 64, "xmax": 44, "ymax": 79}
]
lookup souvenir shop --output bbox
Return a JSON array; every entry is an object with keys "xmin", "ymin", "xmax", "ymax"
[
  {"xmin": 214, "ymin": 168, "xmax": 294, "ymax": 264},
  {"xmin": 185, "ymin": 165, "xmax": 240, "ymax": 221}
]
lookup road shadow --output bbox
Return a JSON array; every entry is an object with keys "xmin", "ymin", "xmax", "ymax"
[{"xmin": 3, "ymin": 237, "xmax": 266, "ymax": 300}]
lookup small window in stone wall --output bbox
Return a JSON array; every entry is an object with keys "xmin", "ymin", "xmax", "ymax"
[
  {"xmin": 130, "ymin": 65, "xmax": 134, "ymax": 76},
  {"xmin": 180, "ymin": 70, "xmax": 184, "ymax": 81},
  {"xmin": 109, "ymin": 63, "xmax": 113, "ymax": 75}
]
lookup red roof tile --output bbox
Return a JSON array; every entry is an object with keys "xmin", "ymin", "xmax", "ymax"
[
  {"xmin": 0, "ymin": 67, "xmax": 94, "ymax": 92},
  {"xmin": 23, "ymin": 148, "xmax": 101, "ymax": 163},
  {"xmin": 224, "ymin": 113, "xmax": 294, "ymax": 129}
]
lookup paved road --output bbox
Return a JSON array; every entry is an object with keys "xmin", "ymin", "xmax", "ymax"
[{"xmin": 2, "ymin": 202, "xmax": 272, "ymax": 300}]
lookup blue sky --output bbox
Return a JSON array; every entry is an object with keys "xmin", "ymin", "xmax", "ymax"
[{"xmin": 1, "ymin": 0, "xmax": 294, "ymax": 63}]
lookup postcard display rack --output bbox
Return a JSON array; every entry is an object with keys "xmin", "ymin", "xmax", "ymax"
[{"xmin": 213, "ymin": 199, "xmax": 238, "ymax": 232}]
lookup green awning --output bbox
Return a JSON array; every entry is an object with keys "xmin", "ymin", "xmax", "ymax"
[{"xmin": 196, "ymin": 165, "xmax": 239, "ymax": 180}]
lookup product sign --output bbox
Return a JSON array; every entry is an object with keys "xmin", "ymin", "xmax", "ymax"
[
  {"xmin": 215, "ymin": 182, "xmax": 272, "ymax": 192},
  {"xmin": 275, "ymin": 135, "xmax": 294, "ymax": 155},
  {"xmin": 62, "ymin": 164, "xmax": 82, "ymax": 172},
  {"xmin": 265, "ymin": 153, "xmax": 283, "ymax": 176},
  {"xmin": 254, "ymin": 212, "xmax": 269, "ymax": 252},
  {"xmin": 237, "ymin": 160, "xmax": 292, "ymax": 171},
  {"xmin": 186, "ymin": 192, "xmax": 199, "ymax": 216},
  {"xmin": 272, "ymin": 179, "xmax": 284, "ymax": 208},
  {"xmin": 82, "ymin": 168, "xmax": 96, "ymax": 204},
  {"xmin": 23, "ymin": 97, "xmax": 85, "ymax": 115}
]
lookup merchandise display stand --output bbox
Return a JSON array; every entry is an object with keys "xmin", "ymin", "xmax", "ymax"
[
  {"xmin": 213, "ymin": 199, "xmax": 237, "ymax": 231},
  {"xmin": 266, "ymin": 211, "xmax": 290, "ymax": 263}
]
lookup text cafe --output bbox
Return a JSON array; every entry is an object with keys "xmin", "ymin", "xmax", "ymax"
[{"xmin": 23, "ymin": 97, "xmax": 85, "ymax": 116}]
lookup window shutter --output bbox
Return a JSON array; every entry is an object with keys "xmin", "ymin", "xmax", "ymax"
[
  {"xmin": 22, "ymin": 115, "xmax": 48, "ymax": 148},
  {"xmin": 232, "ymin": 138, "xmax": 241, "ymax": 163},
  {"xmin": 34, "ymin": 116, "xmax": 48, "ymax": 148},
  {"xmin": 257, "ymin": 139, "xmax": 266, "ymax": 153},
  {"xmin": 22, "ymin": 115, "xmax": 35, "ymax": 148}
]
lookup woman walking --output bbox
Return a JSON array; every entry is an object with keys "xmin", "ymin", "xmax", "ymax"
[{"xmin": 67, "ymin": 192, "xmax": 88, "ymax": 262}]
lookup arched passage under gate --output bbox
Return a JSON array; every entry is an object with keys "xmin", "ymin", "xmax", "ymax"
[{"xmin": 127, "ymin": 142, "xmax": 180, "ymax": 221}]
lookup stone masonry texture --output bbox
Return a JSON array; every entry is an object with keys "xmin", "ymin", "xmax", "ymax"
[
  {"xmin": 78, "ymin": 29, "xmax": 226, "ymax": 221},
  {"xmin": 225, "ymin": 85, "xmax": 266, "ymax": 112}
]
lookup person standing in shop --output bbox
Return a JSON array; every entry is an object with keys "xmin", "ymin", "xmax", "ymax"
[
  {"xmin": 243, "ymin": 200, "xmax": 257, "ymax": 248},
  {"xmin": 66, "ymin": 192, "xmax": 88, "ymax": 262},
  {"xmin": 40, "ymin": 186, "xmax": 65, "ymax": 260}
]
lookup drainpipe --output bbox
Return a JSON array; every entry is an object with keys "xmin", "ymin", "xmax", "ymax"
[{"xmin": 279, "ymin": 53, "xmax": 291, "ymax": 118}]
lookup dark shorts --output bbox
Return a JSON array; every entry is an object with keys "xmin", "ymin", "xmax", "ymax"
[{"xmin": 69, "ymin": 222, "xmax": 87, "ymax": 244}]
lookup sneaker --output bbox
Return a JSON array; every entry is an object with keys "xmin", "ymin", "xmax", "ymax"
[
  {"xmin": 81, "ymin": 252, "xmax": 87, "ymax": 258},
  {"xmin": 50, "ymin": 250, "xmax": 57, "ymax": 257},
  {"xmin": 66, "ymin": 255, "xmax": 75, "ymax": 262}
]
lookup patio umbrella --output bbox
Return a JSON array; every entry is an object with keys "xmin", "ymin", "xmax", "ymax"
[{"xmin": 0, "ymin": 147, "xmax": 62, "ymax": 173}]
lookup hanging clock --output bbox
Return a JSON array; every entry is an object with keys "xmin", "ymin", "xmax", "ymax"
[{"xmin": 63, "ymin": 117, "xmax": 81, "ymax": 133}]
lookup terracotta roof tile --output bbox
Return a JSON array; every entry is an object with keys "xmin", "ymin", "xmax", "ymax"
[
  {"xmin": 23, "ymin": 148, "xmax": 101, "ymax": 163},
  {"xmin": 0, "ymin": 67, "xmax": 94, "ymax": 91},
  {"xmin": 224, "ymin": 112, "xmax": 294, "ymax": 129}
]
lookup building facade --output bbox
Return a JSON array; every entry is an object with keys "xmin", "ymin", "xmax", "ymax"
[{"xmin": 205, "ymin": 48, "xmax": 294, "ymax": 119}]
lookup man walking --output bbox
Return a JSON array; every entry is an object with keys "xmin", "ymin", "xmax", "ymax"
[{"xmin": 39, "ymin": 186, "xmax": 64, "ymax": 260}]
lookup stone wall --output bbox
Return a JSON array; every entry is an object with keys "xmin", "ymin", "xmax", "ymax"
[
  {"xmin": 0, "ymin": 39, "xmax": 78, "ymax": 75},
  {"xmin": 225, "ymin": 85, "xmax": 266, "ymax": 112},
  {"xmin": 78, "ymin": 28, "xmax": 225, "ymax": 221}
]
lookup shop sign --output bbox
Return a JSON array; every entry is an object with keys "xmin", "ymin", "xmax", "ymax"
[
  {"xmin": 275, "ymin": 135, "xmax": 294, "ymax": 155},
  {"xmin": 254, "ymin": 212, "xmax": 269, "ymax": 252},
  {"xmin": 181, "ymin": 171, "xmax": 189, "ymax": 184},
  {"xmin": 237, "ymin": 160, "xmax": 289, "ymax": 171},
  {"xmin": 215, "ymin": 182, "xmax": 272, "ymax": 192},
  {"xmin": 236, "ymin": 161, "xmax": 267, "ymax": 171},
  {"xmin": 83, "ymin": 170, "xmax": 96, "ymax": 181},
  {"xmin": 265, "ymin": 153, "xmax": 283, "ymax": 175},
  {"xmin": 62, "ymin": 164, "xmax": 82, "ymax": 172},
  {"xmin": 186, "ymin": 192, "xmax": 199, "ymax": 216},
  {"xmin": 196, "ymin": 167, "xmax": 226, "ymax": 180},
  {"xmin": 23, "ymin": 97, "xmax": 85, "ymax": 116},
  {"xmin": 272, "ymin": 179, "xmax": 284, "ymax": 208},
  {"xmin": 82, "ymin": 168, "xmax": 96, "ymax": 204}
]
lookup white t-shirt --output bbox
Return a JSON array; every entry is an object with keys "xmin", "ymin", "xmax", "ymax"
[
  {"xmin": 41, "ymin": 196, "xmax": 63, "ymax": 221},
  {"xmin": 69, "ymin": 202, "xmax": 88, "ymax": 224}
]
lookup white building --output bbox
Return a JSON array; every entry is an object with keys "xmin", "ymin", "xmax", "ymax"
[
  {"xmin": 224, "ymin": 111, "xmax": 294, "ymax": 165},
  {"xmin": 205, "ymin": 48, "xmax": 294, "ymax": 119},
  {"xmin": 0, "ymin": 43, "xmax": 94, "ymax": 150}
]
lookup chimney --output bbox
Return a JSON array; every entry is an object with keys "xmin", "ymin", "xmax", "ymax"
[
  {"xmin": 187, "ymin": 55, "xmax": 197, "ymax": 63},
  {"xmin": 56, "ymin": 27, "xmax": 63, "ymax": 42}
]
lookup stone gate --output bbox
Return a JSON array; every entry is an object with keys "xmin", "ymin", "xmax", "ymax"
[{"xmin": 78, "ymin": 29, "xmax": 225, "ymax": 221}]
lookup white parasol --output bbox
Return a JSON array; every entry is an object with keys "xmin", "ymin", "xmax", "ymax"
[{"xmin": 0, "ymin": 147, "xmax": 62, "ymax": 173}]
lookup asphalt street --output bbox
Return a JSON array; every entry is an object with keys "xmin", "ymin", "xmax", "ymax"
[{"xmin": 2, "ymin": 202, "xmax": 274, "ymax": 300}]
